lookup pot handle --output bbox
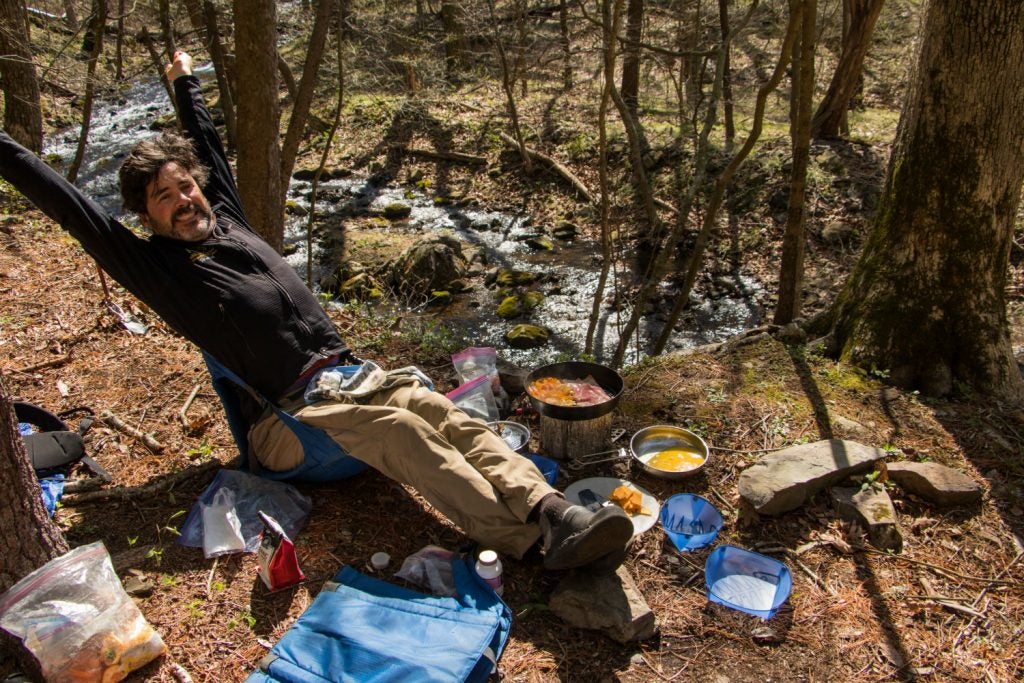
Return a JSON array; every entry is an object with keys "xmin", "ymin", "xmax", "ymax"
[{"xmin": 567, "ymin": 447, "xmax": 629, "ymax": 471}]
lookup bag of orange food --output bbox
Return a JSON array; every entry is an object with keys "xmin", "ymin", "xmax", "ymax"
[{"xmin": 0, "ymin": 542, "xmax": 166, "ymax": 682}]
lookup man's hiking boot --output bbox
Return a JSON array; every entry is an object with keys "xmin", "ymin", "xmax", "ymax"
[{"xmin": 539, "ymin": 504, "xmax": 634, "ymax": 571}]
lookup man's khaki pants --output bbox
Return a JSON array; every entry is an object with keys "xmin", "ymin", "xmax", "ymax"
[{"xmin": 248, "ymin": 383, "xmax": 553, "ymax": 557}]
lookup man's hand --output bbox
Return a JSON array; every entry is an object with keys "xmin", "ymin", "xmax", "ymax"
[{"xmin": 165, "ymin": 51, "xmax": 193, "ymax": 82}]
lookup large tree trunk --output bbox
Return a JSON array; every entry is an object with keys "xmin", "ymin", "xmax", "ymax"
[
  {"xmin": 440, "ymin": 1, "xmax": 468, "ymax": 80},
  {"xmin": 0, "ymin": 376, "xmax": 68, "ymax": 590},
  {"xmin": 0, "ymin": 0, "xmax": 44, "ymax": 153},
  {"xmin": 620, "ymin": 0, "xmax": 644, "ymax": 118},
  {"xmin": 280, "ymin": 0, "xmax": 335, "ymax": 189},
  {"xmin": 811, "ymin": 0, "xmax": 884, "ymax": 139},
  {"xmin": 829, "ymin": 0, "xmax": 1024, "ymax": 401},
  {"xmin": 233, "ymin": 0, "xmax": 285, "ymax": 252},
  {"xmin": 775, "ymin": 0, "xmax": 815, "ymax": 324}
]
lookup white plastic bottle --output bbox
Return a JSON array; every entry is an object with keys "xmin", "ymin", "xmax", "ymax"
[{"xmin": 475, "ymin": 549, "xmax": 503, "ymax": 595}]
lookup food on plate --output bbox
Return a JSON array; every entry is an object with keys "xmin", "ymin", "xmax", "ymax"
[
  {"xmin": 527, "ymin": 376, "xmax": 612, "ymax": 407},
  {"xmin": 608, "ymin": 485, "xmax": 651, "ymax": 516},
  {"xmin": 646, "ymin": 447, "xmax": 706, "ymax": 472}
]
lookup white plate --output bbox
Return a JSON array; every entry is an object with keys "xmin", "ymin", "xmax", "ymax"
[{"xmin": 564, "ymin": 477, "xmax": 660, "ymax": 537}]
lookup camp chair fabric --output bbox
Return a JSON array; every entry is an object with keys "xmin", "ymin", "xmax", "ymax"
[
  {"xmin": 202, "ymin": 351, "xmax": 368, "ymax": 482},
  {"xmin": 244, "ymin": 555, "xmax": 511, "ymax": 683}
]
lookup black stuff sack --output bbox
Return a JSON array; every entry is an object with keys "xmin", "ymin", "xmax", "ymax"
[{"xmin": 15, "ymin": 402, "xmax": 110, "ymax": 481}]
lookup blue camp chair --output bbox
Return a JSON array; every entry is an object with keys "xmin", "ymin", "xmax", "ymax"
[{"xmin": 203, "ymin": 351, "xmax": 369, "ymax": 482}]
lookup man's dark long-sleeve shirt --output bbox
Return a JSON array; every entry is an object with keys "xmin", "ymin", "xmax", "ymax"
[{"xmin": 0, "ymin": 75, "xmax": 349, "ymax": 401}]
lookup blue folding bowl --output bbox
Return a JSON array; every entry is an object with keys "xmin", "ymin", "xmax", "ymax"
[
  {"xmin": 525, "ymin": 452, "xmax": 559, "ymax": 486},
  {"xmin": 704, "ymin": 545, "xmax": 792, "ymax": 619},
  {"xmin": 659, "ymin": 493, "xmax": 722, "ymax": 551}
]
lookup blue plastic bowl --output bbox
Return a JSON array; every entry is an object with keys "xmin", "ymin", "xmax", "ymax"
[
  {"xmin": 525, "ymin": 453, "xmax": 559, "ymax": 486},
  {"xmin": 704, "ymin": 545, "xmax": 792, "ymax": 619},
  {"xmin": 659, "ymin": 494, "xmax": 722, "ymax": 551}
]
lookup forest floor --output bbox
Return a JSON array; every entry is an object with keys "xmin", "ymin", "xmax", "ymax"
[
  {"xmin": 3, "ymin": 107, "xmax": 1024, "ymax": 681},
  {"xmin": 3, "ymin": 1, "xmax": 1024, "ymax": 680}
]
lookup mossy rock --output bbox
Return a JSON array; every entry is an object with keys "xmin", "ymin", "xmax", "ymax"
[
  {"xmin": 496, "ymin": 269, "xmax": 537, "ymax": 287},
  {"xmin": 522, "ymin": 290, "xmax": 545, "ymax": 310},
  {"xmin": 506, "ymin": 324, "xmax": 549, "ymax": 349},
  {"xmin": 383, "ymin": 202, "xmax": 412, "ymax": 220},
  {"xmin": 497, "ymin": 296, "xmax": 522, "ymax": 319},
  {"xmin": 553, "ymin": 222, "xmax": 579, "ymax": 240},
  {"xmin": 284, "ymin": 200, "xmax": 308, "ymax": 217},
  {"xmin": 430, "ymin": 290, "xmax": 453, "ymax": 305},
  {"xmin": 525, "ymin": 236, "xmax": 554, "ymax": 251}
]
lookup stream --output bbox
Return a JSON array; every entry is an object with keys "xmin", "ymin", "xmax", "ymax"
[{"xmin": 46, "ymin": 64, "xmax": 768, "ymax": 366}]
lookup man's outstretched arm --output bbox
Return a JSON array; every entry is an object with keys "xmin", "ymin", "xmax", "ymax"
[
  {"xmin": 0, "ymin": 130, "xmax": 156, "ymax": 295},
  {"xmin": 167, "ymin": 51, "xmax": 248, "ymax": 228}
]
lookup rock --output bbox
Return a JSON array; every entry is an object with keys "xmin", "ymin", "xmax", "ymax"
[
  {"xmin": 832, "ymin": 415, "xmax": 873, "ymax": 441},
  {"xmin": 831, "ymin": 486, "xmax": 903, "ymax": 552},
  {"xmin": 553, "ymin": 221, "xmax": 579, "ymax": 240},
  {"xmin": 821, "ymin": 221, "xmax": 859, "ymax": 246},
  {"xmin": 382, "ymin": 202, "xmax": 412, "ymax": 220},
  {"xmin": 886, "ymin": 461, "xmax": 983, "ymax": 507},
  {"xmin": 496, "ymin": 269, "xmax": 537, "ymax": 287},
  {"xmin": 284, "ymin": 200, "xmax": 308, "ymax": 217},
  {"xmin": 776, "ymin": 322, "xmax": 806, "ymax": 345},
  {"xmin": 386, "ymin": 236, "xmax": 468, "ymax": 295},
  {"xmin": 525, "ymin": 235, "xmax": 554, "ymax": 251},
  {"xmin": 549, "ymin": 566, "xmax": 658, "ymax": 643},
  {"xmin": 506, "ymin": 324, "xmax": 549, "ymax": 349},
  {"xmin": 737, "ymin": 439, "xmax": 888, "ymax": 516},
  {"xmin": 496, "ymin": 296, "xmax": 522, "ymax": 319},
  {"xmin": 123, "ymin": 569, "xmax": 155, "ymax": 597}
]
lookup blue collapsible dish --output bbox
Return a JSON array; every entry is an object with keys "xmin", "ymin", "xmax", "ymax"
[
  {"xmin": 659, "ymin": 493, "xmax": 722, "ymax": 551},
  {"xmin": 704, "ymin": 545, "xmax": 792, "ymax": 619}
]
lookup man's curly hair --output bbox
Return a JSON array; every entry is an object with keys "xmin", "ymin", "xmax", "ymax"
[{"xmin": 119, "ymin": 131, "xmax": 209, "ymax": 215}]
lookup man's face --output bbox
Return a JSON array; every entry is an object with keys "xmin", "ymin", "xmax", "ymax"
[{"xmin": 141, "ymin": 161, "xmax": 214, "ymax": 241}]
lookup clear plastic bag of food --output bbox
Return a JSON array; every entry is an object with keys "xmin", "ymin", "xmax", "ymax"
[
  {"xmin": 202, "ymin": 486, "xmax": 246, "ymax": 558},
  {"xmin": 445, "ymin": 374, "xmax": 499, "ymax": 422},
  {"xmin": 451, "ymin": 347, "xmax": 510, "ymax": 414},
  {"xmin": 0, "ymin": 542, "xmax": 167, "ymax": 682}
]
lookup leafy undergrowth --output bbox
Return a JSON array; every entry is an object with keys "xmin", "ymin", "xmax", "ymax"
[{"xmin": 2, "ymin": 209, "xmax": 1023, "ymax": 682}]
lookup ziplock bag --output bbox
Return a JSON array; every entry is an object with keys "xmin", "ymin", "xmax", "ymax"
[
  {"xmin": 179, "ymin": 469, "xmax": 312, "ymax": 553},
  {"xmin": 0, "ymin": 542, "xmax": 166, "ymax": 682},
  {"xmin": 451, "ymin": 347, "xmax": 510, "ymax": 414},
  {"xmin": 445, "ymin": 375, "xmax": 499, "ymax": 422},
  {"xmin": 202, "ymin": 487, "xmax": 246, "ymax": 558}
]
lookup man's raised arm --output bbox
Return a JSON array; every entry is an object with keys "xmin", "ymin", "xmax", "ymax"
[{"xmin": 168, "ymin": 51, "xmax": 248, "ymax": 227}]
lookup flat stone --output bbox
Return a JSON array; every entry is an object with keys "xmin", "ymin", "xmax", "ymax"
[
  {"xmin": 831, "ymin": 487, "xmax": 903, "ymax": 552},
  {"xmin": 738, "ymin": 439, "xmax": 887, "ymax": 516},
  {"xmin": 886, "ymin": 461, "xmax": 983, "ymax": 507},
  {"xmin": 549, "ymin": 566, "xmax": 658, "ymax": 643},
  {"xmin": 832, "ymin": 415, "xmax": 873, "ymax": 441}
]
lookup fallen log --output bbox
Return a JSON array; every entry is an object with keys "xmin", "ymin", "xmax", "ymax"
[
  {"xmin": 498, "ymin": 132, "xmax": 594, "ymax": 203},
  {"xmin": 401, "ymin": 146, "xmax": 488, "ymax": 166},
  {"xmin": 61, "ymin": 460, "xmax": 220, "ymax": 506}
]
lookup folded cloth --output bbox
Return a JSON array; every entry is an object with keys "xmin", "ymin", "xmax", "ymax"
[{"xmin": 303, "ymin": 361, "xmax": 434, "ymax": 404}]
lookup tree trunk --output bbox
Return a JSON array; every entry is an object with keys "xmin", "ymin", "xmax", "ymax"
[
  {"xmin": 158, "ymin": 0, "xmax": 177, "ymax": 59},
  {"xmin": 67, "ymin": 0, "xmax": 107, "ymax": 184},
  {"xmin": 559, "ymin": 0, "xmax": 572, "ymax": 89},
  {"xmin": 829, "ymin": 0, "xmax": 1024, "ymax": 401},
  {"xmin": 0, "ymin": 379, "xmax": 65, "ymax": 679},
  {"xmin": 0, "ymin": 0, "xmax": 44, "ymax": 153},
  {"xmin": 440, "ymin": 1, "xmax": 468, "ymax": 80},
  {"xmin": 233, "ymin": 0, "xmax": 285, "ymax": 252},
  {"xmin": 718, "ymin": 0, "xmax": 735, "ymax": 149},
  {"xmin": 811, "ymin": 0, "xmax": 884, "ymax": 139},
  {"xmin": 0, "ymin": 376, "xmax": 68, "ymax": 592},
  {"xmin": 280, "ymin": 0, "xmax": 334, "ymax": 190},
  {"xmin": 774, "ymin": 0, "xmax": 815, "ymax": 324},
  {"xmin": 114, "ymin": 0, "xmax": 125, "ymax": 80},
  {"xmin": 182, "ymin": 0, "xmax": 237, "ymax": 148},
  {"xmin": 620, "ymin": 0, "xmax": 644, "ymax": 118}
]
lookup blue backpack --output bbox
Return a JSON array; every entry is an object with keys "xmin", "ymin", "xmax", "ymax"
[{"xmin": 245, "ymin": 554, "xmax": 511, "ymax": 683}]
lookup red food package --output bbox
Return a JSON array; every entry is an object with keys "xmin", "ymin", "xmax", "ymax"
[{"xmin": 256, "ymin": 511, "xmax": 305, "ymax": 591}]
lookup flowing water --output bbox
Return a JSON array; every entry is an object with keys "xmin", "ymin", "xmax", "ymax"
[{"xmin": 45, "ymin": 64, "xmax": 767, "ymax": 366}]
